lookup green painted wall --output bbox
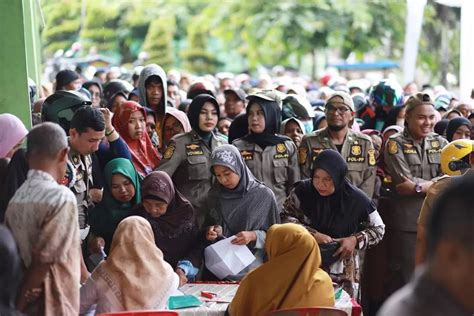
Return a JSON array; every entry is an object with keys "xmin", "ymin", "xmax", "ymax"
[{"xmin": 0, "ymin": 0, "xmax": 42, "ymax": 128}]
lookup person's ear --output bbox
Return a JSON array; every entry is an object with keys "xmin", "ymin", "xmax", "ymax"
[
  {"xmin": 69, "ymin": 128, "xmax": 77, "ymax": 139},
  {"xmin": 58, "ymin": 147, "xmax": 69, "ymax": 164}
]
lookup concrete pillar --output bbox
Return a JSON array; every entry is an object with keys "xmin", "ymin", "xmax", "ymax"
[{"xmin": 0, "ymin": 0, "xmax": 41, "ymax": 128}]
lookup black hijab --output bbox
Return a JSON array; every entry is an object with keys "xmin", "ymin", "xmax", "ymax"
[
  {"xmin": 434, "ymin": 119, "xmax": 449, "ymax": 137},
  {"xmin": 187, "ymin": 94, "xmax": 220, "ymax": 142},
  {"xmin": 446, "ymin": 117, "xmax": 472, "ymax": 142},
  {"xmin": 294, "ymin": 149, "xmax": 375, "ymax": 238},
  {"xmin": 0, "ymin": 225, "xmax": 22, "ymax": 315},
  {"xmin": 228, "ymin": 113, "xmax": 249, "ymax": 143},
  {"xmin": 243, "ymin": 99, "xmax": 287, "ymax": 149}
]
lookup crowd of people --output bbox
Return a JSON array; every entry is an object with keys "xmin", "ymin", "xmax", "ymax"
[{"xmin": 0, "ymin": 64, "xmax": 473, "ymax": 316}]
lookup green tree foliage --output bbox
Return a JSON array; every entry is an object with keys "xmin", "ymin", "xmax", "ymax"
[
  {"xmin": 42, "ymin": 0, "xmax": 81, "ymax": 55},
  {"xmin": 181, "ymin": 21, "xmax": 222, "ymax": 75},
  {"xmin": 142, "ymin": 16, "xmax": 176, "ymax": 70},
  {"xmin": 80, "ymin": 2, "xmax": 120, "ymax": 52}
]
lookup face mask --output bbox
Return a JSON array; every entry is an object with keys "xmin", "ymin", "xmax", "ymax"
[{"xmin": 302, "ymin": 119, "xmax": 314, "ymax": 134}]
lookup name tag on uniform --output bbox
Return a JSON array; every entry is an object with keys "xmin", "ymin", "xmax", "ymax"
[
  {"xmin": 274, "ymin": 143, "xmax": 289, "ymax": 159},
  {"xmin": 428, "ymin": 148, "xmax": 442, "ymax": 154},
  {"xmin": 241, "ymin": 150, "xmax": 254, "ymax": 161},
  {"xmin": 403, "ymin": 143, "xmax": 417, "ymax": 154},
  {"xmin": 347, "ymin": 142, "xmax": 365, "ymax": 163},
  {"xmin": 311, "ymin": 148, "xmax": 324, "ymax": 161},
  {"xmin": 186, "ymin": 144, "xmax": 204, "ymax": 156}
]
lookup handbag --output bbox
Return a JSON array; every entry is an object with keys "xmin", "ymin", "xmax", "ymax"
[{"xmin": 319, "ymin": 240, "xmax": 341, "ymax": 268}]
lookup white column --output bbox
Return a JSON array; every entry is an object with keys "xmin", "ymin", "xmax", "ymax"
[{"xmin": 403, "ymin": 0, "xmax": 427, "ymax": 85}]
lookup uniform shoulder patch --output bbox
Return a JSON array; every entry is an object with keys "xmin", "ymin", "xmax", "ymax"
[
  {"xmin": 388, "ymin": 140, "xmax": 398, "ymax": 155},
  {"xmin": 298, "ymin": 147, "xmax": 308, "ymax": 165},
  {"xmin": 163, "ymin": 144, "xmax": 175, "ymax": 160},
  {"xmin": 368, "ymin": 148, "xmax": 376, "ymax": 166}
]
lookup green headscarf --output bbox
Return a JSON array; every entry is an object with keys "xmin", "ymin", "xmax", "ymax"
[{"xmin": 90, "ymin": 158, "xmax": 142, "ymax": 253}]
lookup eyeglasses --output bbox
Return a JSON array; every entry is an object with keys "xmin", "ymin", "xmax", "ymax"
[{"xmin": 326, "ymin": 104, "xmax": 351, "ymax": 115}]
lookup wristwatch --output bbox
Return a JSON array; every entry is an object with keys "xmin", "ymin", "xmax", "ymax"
[{"xmin": 415, "ymin": 182, "xmax": 422, "ymax": 194}]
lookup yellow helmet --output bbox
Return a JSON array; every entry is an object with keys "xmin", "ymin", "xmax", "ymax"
[{"xmin": 440, "ymin": 139, "xmax": 473, "ymax": 176}]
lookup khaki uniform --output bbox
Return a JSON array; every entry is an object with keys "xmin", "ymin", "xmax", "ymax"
[
  {"xmin": 232, "ymin": 138, "xmax": 300, "ymax": 209},
  {"xmin": 67, "ymin": 148, "xmax": 93, "ymax": 229},
  {"xmin": 299, "ymin": 128, "xmax": 376, "ymax": 198},
  {"xmin": 157, "ymin": 130, "xmax": 226, "ymax": 226},
  {"xmin": 382, "ymin": 129, "xmax": 447, "ymax": 290}
]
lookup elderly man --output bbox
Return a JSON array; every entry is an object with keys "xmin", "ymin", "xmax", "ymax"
[{"xmin": 5, "ymin": 123, "xmax": 81, "ymax": 315}]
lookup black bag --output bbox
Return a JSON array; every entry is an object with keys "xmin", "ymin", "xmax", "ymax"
[{"xmin": 319, "ymin": 241, "xmax": 341, "ymax": 268}]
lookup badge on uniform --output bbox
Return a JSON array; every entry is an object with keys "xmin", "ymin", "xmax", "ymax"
[
  {"xmin": 388, "ymin": 140, "xmax": 398, "ymax": 155},
  {"xmin": 298, "ymin": 147, "xmax": 308, "ymax": 165},
  {"xmin": 241, "ymin": 150, "xmax": 254, "ymax": 161},
  {"xmin": 59, "ymin": 160, "xmax": 76, "ymax": 188},
  {"xmin": 368, "ymin": 148, "xmax": 376, "ymax": 166},
  {"xmin": 274, "ymin": 143, "xmax": 289, "ymax": 159},
  {"xmin": 311, "ymin": 148, "xmax": 324, "ymax": 161},
  {"xmin": 163, "ymin": 144, "xmax": 175, "ymax": 160},
  {"xmin": 347, "ymin": 142, "xmax": 365, "ymax": 163},
  {"xmin": 403, "ymin": 143, "xmax": 417, "ymax": 154},
  {"xmin": 186, "ymin": 143, "xmax": 204, "ymax": 156},
  {"xmin": 431, "ymin": 140, "xmax": 440, "ymax": 149}
]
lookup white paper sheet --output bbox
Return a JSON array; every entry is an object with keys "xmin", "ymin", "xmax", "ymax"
[{"xmin": 204, "ymin": 236, "xmax": 256, "ymax": 279}]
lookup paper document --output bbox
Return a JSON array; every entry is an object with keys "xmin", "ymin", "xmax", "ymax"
[{"xmin": 204, "ymin": 236, "xmax": 256, "ymax": 279}]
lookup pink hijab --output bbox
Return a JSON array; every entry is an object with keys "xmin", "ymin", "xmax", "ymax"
[{"xmin": 0, "ymin": 114, "xmax": 28, "ymax": 158}]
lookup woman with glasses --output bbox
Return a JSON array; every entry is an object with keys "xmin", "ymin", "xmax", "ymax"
[{"xmin": 299, "ymin": 91, "xmax": 377, "ymax": 199}]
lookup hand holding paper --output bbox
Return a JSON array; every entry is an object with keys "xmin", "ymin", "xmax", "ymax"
[{"xmin": 204, "ymin": 235, "xmax": 256, "ymax": 280}]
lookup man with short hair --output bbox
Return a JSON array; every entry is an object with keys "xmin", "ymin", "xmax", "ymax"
[
  {"xmin": 68, "ymin": 106, "xmax": 105, "ymax": 233},
  {"xmin": 5, "ymin": 122, "xmax": 81, "ymax": 315},
  {"xmin": 299, "ymin": 91, "xmax": 376, "ymax": 198},
  {"xmin": 224, "ymin": 88, "xmax": 247, "ymax": 119},
  {"xmin": 378, "ymin": 173, "xmax": 474, "ymax": 316}
]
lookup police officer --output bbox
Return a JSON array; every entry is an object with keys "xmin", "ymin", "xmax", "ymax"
[
  {"xmin": 383, "ymin": 93, "xmax": 447, "ymax": 293},
  {"xmin": 157, "ymin": 94, "xmax": 226, "ymax": 227},
  {"xmin": 299, "ymin": 91, "xmax": 376, "ymax": 198},
  {"xmin": 232, "ymin": 90, "xmax": 300, "ymax": 209}
]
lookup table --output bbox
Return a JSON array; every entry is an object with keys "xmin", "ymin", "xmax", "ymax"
[{"xmin": 174, "ymin": 282, "xmax": 361, "ymax": 316}]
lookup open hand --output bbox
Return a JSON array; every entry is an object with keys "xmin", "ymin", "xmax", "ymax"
[{"xmin": 231, "ymin": 231, "xmax": 257, "ymax": 245}]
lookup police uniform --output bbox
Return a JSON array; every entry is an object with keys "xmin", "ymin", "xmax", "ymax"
[
  {"xmin": 157, "ymin": 130, "xmax": 226, "ymax": 227},
  {"xmin": 67, "ymin": 147, "xmax": 93, "ymax": 230},
  {"xmin": 299, "ymin": 128, "xmax": 377, "ymax": 198},
  {"xmin": 232, "ymin": 137, "xmax": 300, "ymax": 209},
  {"xmin": 383, "ymin": 128, "xmax": 447, "ymax": 289}
]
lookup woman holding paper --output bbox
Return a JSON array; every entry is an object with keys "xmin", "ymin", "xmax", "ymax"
[{"xmin": 204, "ymin": 144, "xmax": 280, "ymax": 280}]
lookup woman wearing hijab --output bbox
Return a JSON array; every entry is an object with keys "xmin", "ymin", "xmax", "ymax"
[
  {"xmin": 0, "ymin": 225, "xmax": 23, "ymax": 316},
  {"xmin": 281, "ymin": 117, "xmax": 305, "ymax": 147},
  {"xmin": 0, "ymin": 113, "xmax": 28, "ymax": 160},
  {"xmin": 228, "ymin": 223, "xmax": 335, "ymax": 315},
  {"xmin": 162, "ymin": 107, "xmax": 192, "ymax": 147},
  {"xmin": 113, "ymin": 101, "xmax": 161, "ymax": 177},
  {"xmin": 205, "ymin": 145, "xmax": 280, "ymax": 280},
  {"xmin": 80, "ymin": 216, "xmax": 178, "ymax": 314},
  {"xmin": 135, "ymin": 171, "xmax": 203, "ymax": 284},
  {"xmin": 89, "ymin": 158, "xmax": 142, "ymax": 255},
  {"xmin": 434, "ymin": 119, "xmax": 449, "ymax": 137},
  {"xmin": 157, "ymin": 94, "xmax": 226, "ymax": 227},
  {"xmin": 446, "ymin": 117, "xmax": 472, "ymax": 142},
  {"xmin": 312, "ymin": 111, "xmax": 327, "ymax": 131},
  {"xmin": 82, "ymin": 80, "xmax": 103, "ymax": 108},
  {"xmin": 282, "ymin": 149, "xmax": 385, "ymax": 298},
  {"xmin": 233, "ymin": 91, "xmax": 300, "ymax": 208}
]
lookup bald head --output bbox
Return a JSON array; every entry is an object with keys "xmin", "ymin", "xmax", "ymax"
[{"xmin": 27, "ymin": 122, "xmax": 68, "ymax": 160}]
